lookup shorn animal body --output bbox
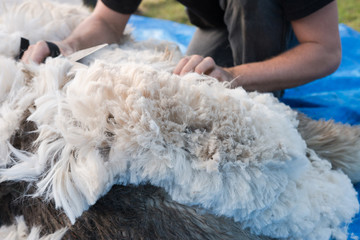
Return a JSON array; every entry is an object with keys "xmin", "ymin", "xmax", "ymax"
[{"xmin": 0, "ymin": 1, "xmax": 359, "ymax": 239}]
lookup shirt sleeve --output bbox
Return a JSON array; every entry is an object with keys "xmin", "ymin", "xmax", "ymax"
[
  {"xmin": 101, "ymin": 0, "xmax": 142, "ymax": 14},
  {"xmin": 282, "ymin": 0, "xmax": 334, "ymax": 21}
]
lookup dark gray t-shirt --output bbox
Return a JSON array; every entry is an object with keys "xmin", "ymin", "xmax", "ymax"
[
  {"xmin": 101, "ymin": 0, "xmax": 335, "ymax": 68},
  {"xmin": 101, "ymin": 0, "xmax": 334, "ymax": 27},
  {"xmin": 101, "ymin": 0, "xmax": 334, "ymax": 96}
]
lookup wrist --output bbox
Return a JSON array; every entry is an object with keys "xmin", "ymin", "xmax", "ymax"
[
  {"xmin": 224, "ymin": 67, "xmax": 243, "ymax": 88},
  {"xmin": 57, "ymin": 40, "xmax": 77, "ymax": 56}
]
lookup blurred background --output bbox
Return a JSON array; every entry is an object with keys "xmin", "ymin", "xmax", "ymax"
[{"xmin": 82, "ymin": 0, "xmax": 359, "ymax": 32}]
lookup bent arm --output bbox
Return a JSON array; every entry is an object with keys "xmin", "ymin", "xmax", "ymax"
[
  {"xmin": 174, "ymin": 1, "xmax": 341, "ymax": 92},
  {"xmin": 228, "ymin": 1, "xmax": 341, "ymax": 92},
  {"xmin": 62, "ymin": 1, "xmax": 130, "ymax": 53},
  {"xmin": 22, "ymin": 1, "xmax": 130, "ymax": 63}
]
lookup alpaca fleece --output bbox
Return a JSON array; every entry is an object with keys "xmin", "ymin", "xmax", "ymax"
[{"xmin": 0, "ymin": 1, "xmax": 359, "ymax": 240}]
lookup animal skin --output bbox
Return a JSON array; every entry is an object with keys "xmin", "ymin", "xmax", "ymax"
[{"xmin": 0, "ymin": 1, "xmax": 359, "ymax": 240}]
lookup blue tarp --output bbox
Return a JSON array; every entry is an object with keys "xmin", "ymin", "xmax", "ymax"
[
  {"xmin": 129, "ymin": 15, "xmax": 196, "ymax": 54},
  {"xmin": 128, "ymin": 15, "xmax": 360, "ymax": 239},
  {"xmin": 282, "ymin": 24, "xmax": 360, "ymax": 125}
]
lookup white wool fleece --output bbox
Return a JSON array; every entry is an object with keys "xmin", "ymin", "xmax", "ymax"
[
  {"xmin": 2, "ymin": 55, "xmax": 354, "ymax": 239},
  {"xmin": 0, "ymin": 1, "xmax": 358, "ymax": 240}
]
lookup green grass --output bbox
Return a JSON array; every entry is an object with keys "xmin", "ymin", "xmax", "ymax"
[
  {"xmin": 83, "ymin": 0, "xmax": 359, "ymax": 31},
  {"xmin": 139, "ymin": 0, "xmax": 360, "ymax": 32},
  {"xmin": 338, "ymin": 0, "xmax": 360, "ymax": 31},
  {"xmin": 138, "ymin": 0, "xmax": 190, "ymax": 25}
]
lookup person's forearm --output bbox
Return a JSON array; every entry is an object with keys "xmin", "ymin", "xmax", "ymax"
[
  {"xmin": 226, "ymin": 42, "xmax": 341, "ymax": 92},
  {"xmin": 227, "ymin": 1, "xmax": 341, "ymax": 92},
  {"xmin": 60, "ymin": 2, "xmax": 130, "ymax": 55},
  {"xmin": 21, "ymin": 1, "xmax": 130, "ymax": 63}
]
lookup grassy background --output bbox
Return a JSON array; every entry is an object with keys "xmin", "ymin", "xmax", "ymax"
[
  {"xmin": 138, "ymin": 0, "xmax": 190, "ymax": 25},
  {"xmin": 83, "ymin": 0, "xmax": 359, "ymax": 31},
  {"xmin": 337, "ymin": 0, "xmax": 360, "ymax": 31},
  {"xmin": 138, "ymin": 0, "xmax": 360, "ymax": 31}
]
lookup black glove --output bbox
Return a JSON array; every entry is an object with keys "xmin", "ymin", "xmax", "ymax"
[{"xmin": 17, "ymin": 37, "xmax": 61, "ymax": 60}]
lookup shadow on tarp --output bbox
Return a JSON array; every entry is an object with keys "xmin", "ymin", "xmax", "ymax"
[{"xmin": 128, "ymin": 16, "xmax": 360, "ymax": 239}]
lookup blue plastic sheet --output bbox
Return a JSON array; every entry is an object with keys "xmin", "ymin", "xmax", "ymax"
[
  {"xmin": 128, "ymin": 15, "xmax": 360, "ymax": 239},
  {"xmin": 282, "ymin": 24, "xmax": 360, "ymax": 125},
  {"xmin": 129, "ymin": 15, "xmax": 195, "ymax": 54}
]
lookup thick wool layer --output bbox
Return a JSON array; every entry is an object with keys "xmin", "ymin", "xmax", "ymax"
[{"xmin": 0, "ymin": 1, "xmax": 359, "ymax": 240}]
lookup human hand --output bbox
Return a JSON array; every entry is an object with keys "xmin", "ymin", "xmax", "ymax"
[
  {"xmin": 173, "ymin": 55, "xmax": 234, "ymax": 82},
  {"xmin": 21, "ymin": 40, "xmax": 70, "ymax": 64}
]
